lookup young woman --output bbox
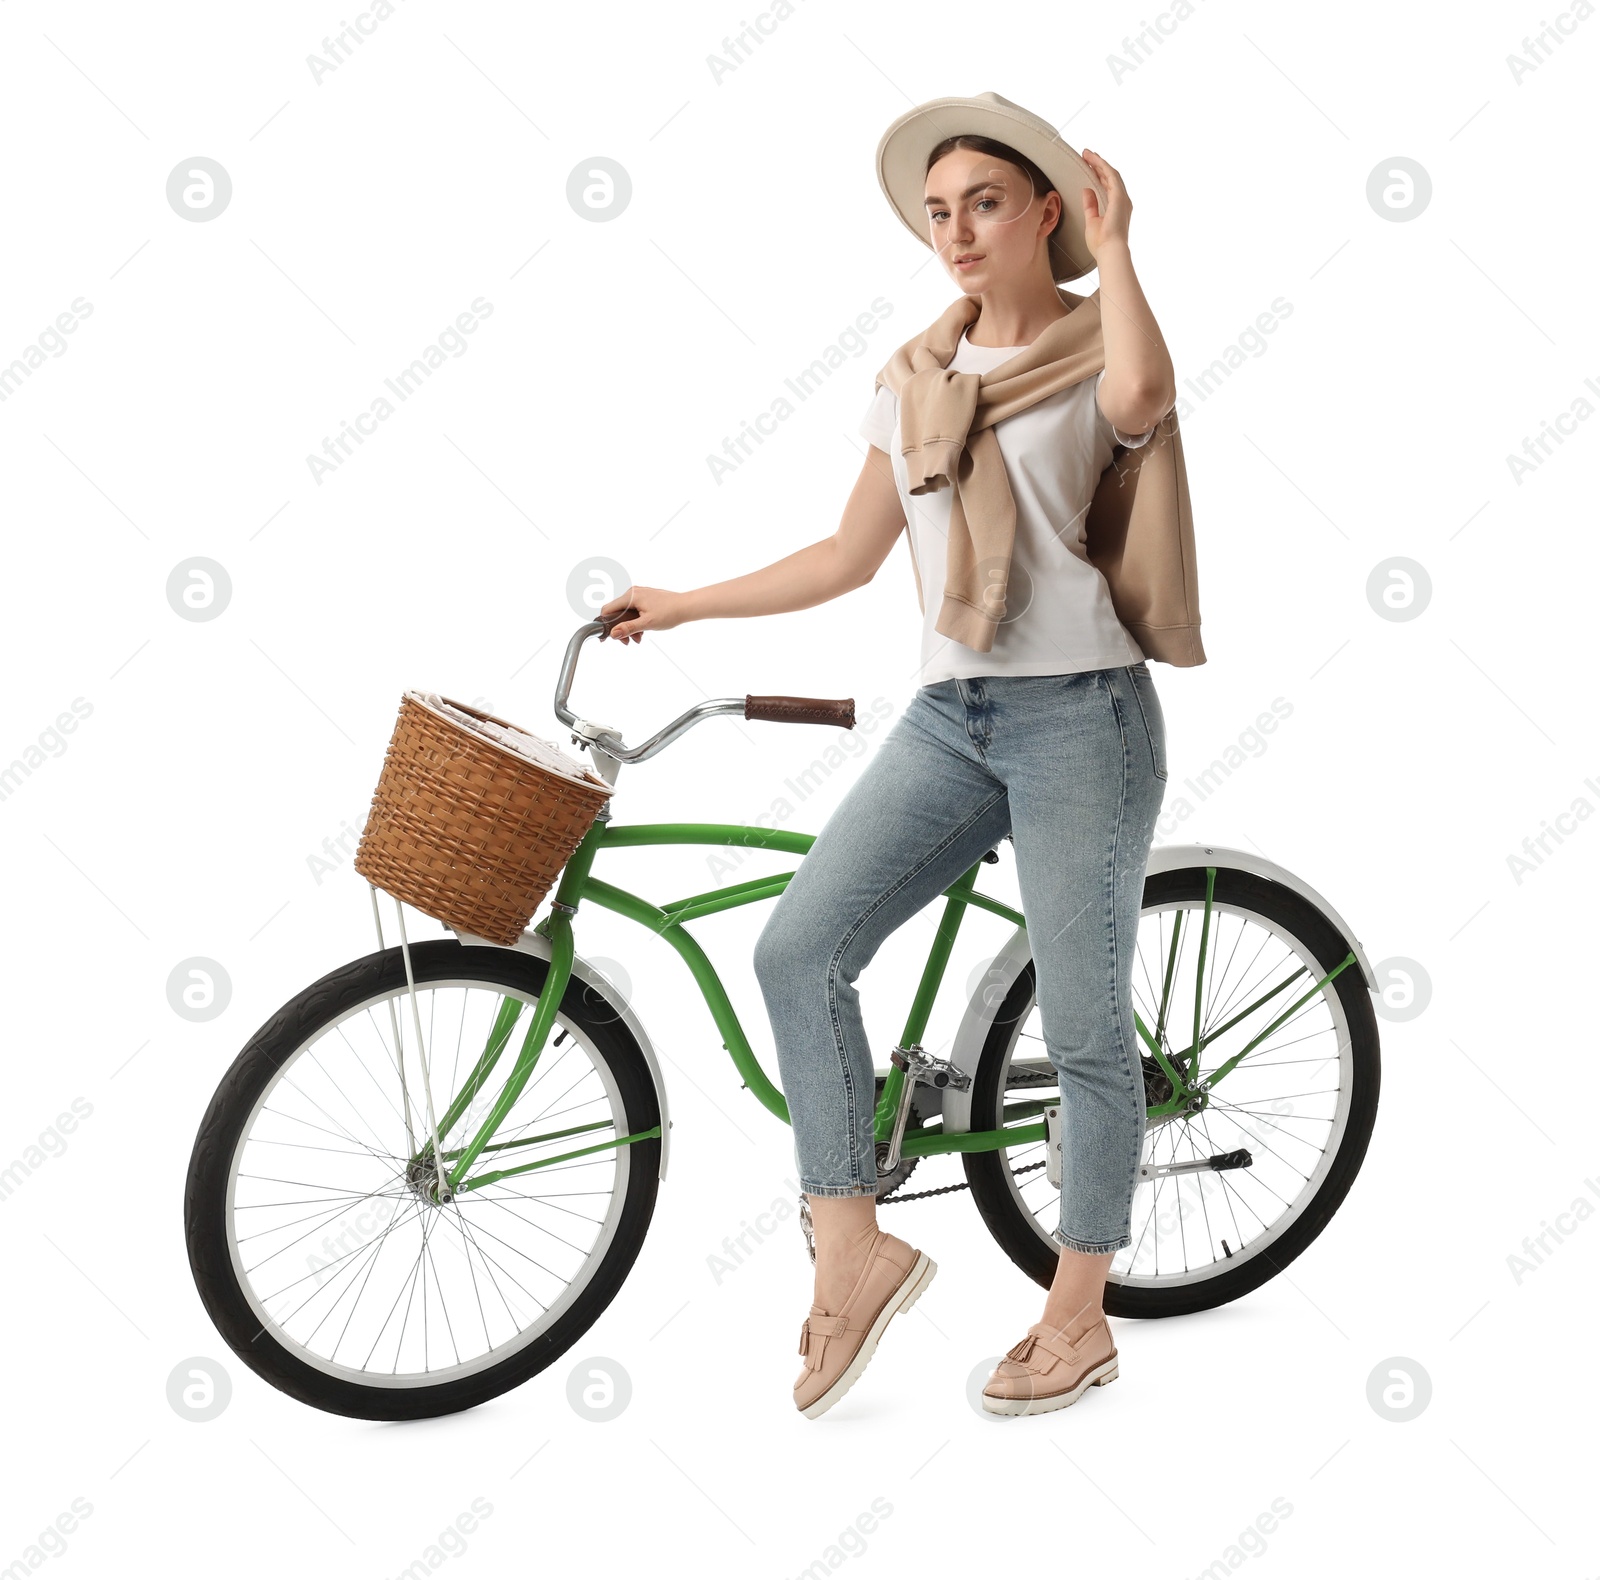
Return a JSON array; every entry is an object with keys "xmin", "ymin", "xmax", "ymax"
[{"xmin": 601, "ymin": 91, "xmax": 1186, "ymax": 1419}]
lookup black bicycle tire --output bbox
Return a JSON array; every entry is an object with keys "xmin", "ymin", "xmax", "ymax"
[
  {"xmin": 184, "ymin": 940, "xmax": 662, "ymax": 1420},
  {"xmin": 963, "ymin": 867, "xmax": 1381, "ymax": 1318}
]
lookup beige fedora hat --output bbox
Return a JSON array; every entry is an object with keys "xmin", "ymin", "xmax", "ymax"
[{"xmin": 875, "ymin": 90, "xmax": 1106, "ymax": 283}]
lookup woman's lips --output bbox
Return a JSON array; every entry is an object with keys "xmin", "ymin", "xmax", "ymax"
[{"xmin": 953, "ymin": 253, "xmax": 984, "ymax": 270}]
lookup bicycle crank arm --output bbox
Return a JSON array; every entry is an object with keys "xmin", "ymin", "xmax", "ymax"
[{"xmin": 879, "ymin": 1045, "xmax": 970, "ymax": 1174}]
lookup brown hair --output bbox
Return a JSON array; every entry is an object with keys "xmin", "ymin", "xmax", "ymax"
[{"xmin": 924, "ymin": 134, "xmax": 1061, "ymax": 242}]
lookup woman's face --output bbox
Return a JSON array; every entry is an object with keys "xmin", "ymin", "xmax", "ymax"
[{"xmin": 923, "ymin": 148, "xmax": 1061, "ymax": 294}]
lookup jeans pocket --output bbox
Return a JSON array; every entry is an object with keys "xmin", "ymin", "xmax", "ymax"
[{"xmin": 1126, "ymin": 663, "xmax": 1168, "ymax": 781}]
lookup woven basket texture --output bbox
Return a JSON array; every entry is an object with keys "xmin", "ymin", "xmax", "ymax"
[{"xmin": 353, "ymin": 693, "xmax": 613, "ymax": 946}]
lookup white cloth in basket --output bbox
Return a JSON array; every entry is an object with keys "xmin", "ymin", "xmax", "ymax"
[{"xmin": 412, "ymin": 692, "xmax": 612, "ymax": 792}]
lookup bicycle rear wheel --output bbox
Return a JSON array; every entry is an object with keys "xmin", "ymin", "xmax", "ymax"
[
  {"xmin": 964, "ymin": 866, "xmax": 1380, "ymax": 1317},
  {"xmin": 184, "ymin": 940, "xmax": 661, "ymax": 1419}
]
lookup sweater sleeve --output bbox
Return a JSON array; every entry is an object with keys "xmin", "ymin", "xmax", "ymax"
[
  {"xmin": 1094, "ymin": 367, "xmax": 1166, "ymax": 450},
  {"xmin": 859, "ymin": 383, "xmax": 898, "ymax": 453}
]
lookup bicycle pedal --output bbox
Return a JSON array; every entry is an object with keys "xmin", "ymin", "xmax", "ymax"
[{"xmin": 888, "ymin": 1044, "xmax": 971, "ymax": 1092}]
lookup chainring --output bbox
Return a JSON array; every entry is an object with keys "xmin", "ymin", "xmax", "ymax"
[{"xmin": 870, "ymin": 1077, "xmax": 946, "ymax": 1200}]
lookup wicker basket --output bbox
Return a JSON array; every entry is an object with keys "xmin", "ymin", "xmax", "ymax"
[{"xmin": 353, "ymin": 692, "xmax": 615, "ymax": 946}]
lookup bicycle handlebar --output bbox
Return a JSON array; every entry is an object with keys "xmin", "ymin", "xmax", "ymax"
[
  {"xmin": 552, "ymin": 607, "xmax": 856, "ymax": 765},
  {"xmin": 593, "ymin": 606, "xmax": 637, "ymax": 639},
  {"xmin": 743, "ymin": 695, "xmax": 859, "ymax": 728}
]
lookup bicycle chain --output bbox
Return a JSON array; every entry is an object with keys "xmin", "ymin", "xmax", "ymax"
[
  {"xmin": 877, "ymin": 1157, "xmax": 1047, "ymax": 1204},
  {"xmin": 799, "ymin": 1159, "xmax": 1051, "ymax": 1264}
]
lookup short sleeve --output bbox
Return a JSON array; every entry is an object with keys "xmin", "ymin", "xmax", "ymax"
[
  {"xmin": 859, "ymin": 383, "xmax": 897, "ymax": 453},
  {"xmin": 1095, "ymin": 367, "xmax": 1162, "ymax": 450}
]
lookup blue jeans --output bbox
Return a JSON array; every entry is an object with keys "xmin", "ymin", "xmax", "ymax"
[{"xmin": 752, "ymin": 663, "xmax": 1167, "ymax": 1254}]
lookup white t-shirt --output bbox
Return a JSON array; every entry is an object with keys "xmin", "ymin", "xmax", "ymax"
[{"xmin": 861, "ymin": 329, "xmax": 1168, "ymax": 685}]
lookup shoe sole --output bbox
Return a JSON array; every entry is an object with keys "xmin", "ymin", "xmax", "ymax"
[
  {"xmin": 981, "ymin": 1354, "xmax": 1119, "ymax": 1416},
  {"xmin": 799, "ymin": 1252, "xmax": 937, "ymax": 1420}
]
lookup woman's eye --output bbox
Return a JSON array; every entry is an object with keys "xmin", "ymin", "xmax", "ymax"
[{"xmin": 975, "ymin": 197, "xmax": 998, "ymax": 213}]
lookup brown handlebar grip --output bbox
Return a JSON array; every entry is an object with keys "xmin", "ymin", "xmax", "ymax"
[
  {"xmin": 745, "ymin": 695, "xmax": 856, "ymax": 729},
  {"xmin": 596, "ymin": 606, "xmax": 640, "ymax": 638}
]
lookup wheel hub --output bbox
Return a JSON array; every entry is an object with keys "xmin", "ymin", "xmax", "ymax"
[
  {"xmin": 405, "ymin": 1152, "xmax": 454, "ymax": 1205},
  {"xmin": 1142, "ymin": 1051, "xmax": 1175, "ymax": 1108}
]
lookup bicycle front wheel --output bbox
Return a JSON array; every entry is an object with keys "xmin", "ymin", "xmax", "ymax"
[
  {"xmin": 964, "ymin": 865, "xmax": 1380, "ymax": 1317},
  {"xmin": 184, "ymin": 939, "xmax": 661, "ymax": 1419}
]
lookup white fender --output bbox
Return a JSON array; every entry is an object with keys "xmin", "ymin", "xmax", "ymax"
[
  {"xmin": 1145, "ymin": 843, "xmax": 1378, "ymax": 993},
  {"xmin": 940, "ymin": 842, "xmax": 1377, "ymax": 1136},
  {"xmin": 450, "ymin": 926, "xmax": 671, "ymax": 1181}
]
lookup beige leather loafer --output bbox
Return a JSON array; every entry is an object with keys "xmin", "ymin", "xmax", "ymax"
[
  {"xmin": 793, "ymin": 1230, "xmax": 936, "ymax": 1419},
  {"xmin": 981, "ymin": 1315, "xmax": 1119, "ymax": 1416}
]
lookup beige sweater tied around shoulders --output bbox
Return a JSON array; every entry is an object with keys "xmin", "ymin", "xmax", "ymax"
[{"xmin": 872, "ymin": 286, "xmax": 1206, "ymax": 667}]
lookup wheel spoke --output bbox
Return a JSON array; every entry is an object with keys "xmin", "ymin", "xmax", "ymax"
[{"xmin": 240, "ymin": 1169, "xmax": 407, "ymax": 1269}]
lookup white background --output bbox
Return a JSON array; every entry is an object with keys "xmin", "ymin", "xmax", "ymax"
[{"xmin": 3, "ymin": 0, "xmax": 1596, "ymax": 1574}]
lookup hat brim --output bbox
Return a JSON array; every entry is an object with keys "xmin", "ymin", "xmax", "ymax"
[{"xmin": 875, "ymin": 96, "xmax": 1104, "ymax": 284}]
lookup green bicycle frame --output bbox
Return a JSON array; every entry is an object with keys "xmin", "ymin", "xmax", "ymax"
[{"xmin": 421, "ymin": 817, "xmax": 1356, "ymax": 1197}]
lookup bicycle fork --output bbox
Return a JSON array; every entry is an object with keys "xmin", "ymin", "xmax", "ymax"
[
  {"xmin": 367, "ymin": 880, "xmax": 581, "ymax": 1204},
  {"xmin": 376, "ymin": 808, "xmax": 660, "ymax": 1201},
  {"xmin": 370, "ymin": 885, "xmax": 454, "ymax": 1204}
]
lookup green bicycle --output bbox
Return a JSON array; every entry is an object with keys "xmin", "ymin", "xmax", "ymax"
[{"xmin": 184, "ymin": 610, "xmax": 1381, "ymax": 1420}]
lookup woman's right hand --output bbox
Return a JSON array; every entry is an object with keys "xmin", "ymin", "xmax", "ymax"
[{"xmin": 599, "ymin": 586, "xmax": 691, "ymax": 644}]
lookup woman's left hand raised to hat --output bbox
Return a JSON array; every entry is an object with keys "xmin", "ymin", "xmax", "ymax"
[{"xmin": 1078, "ymin": 147, "xmax": 1132, "ymax": 259}]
